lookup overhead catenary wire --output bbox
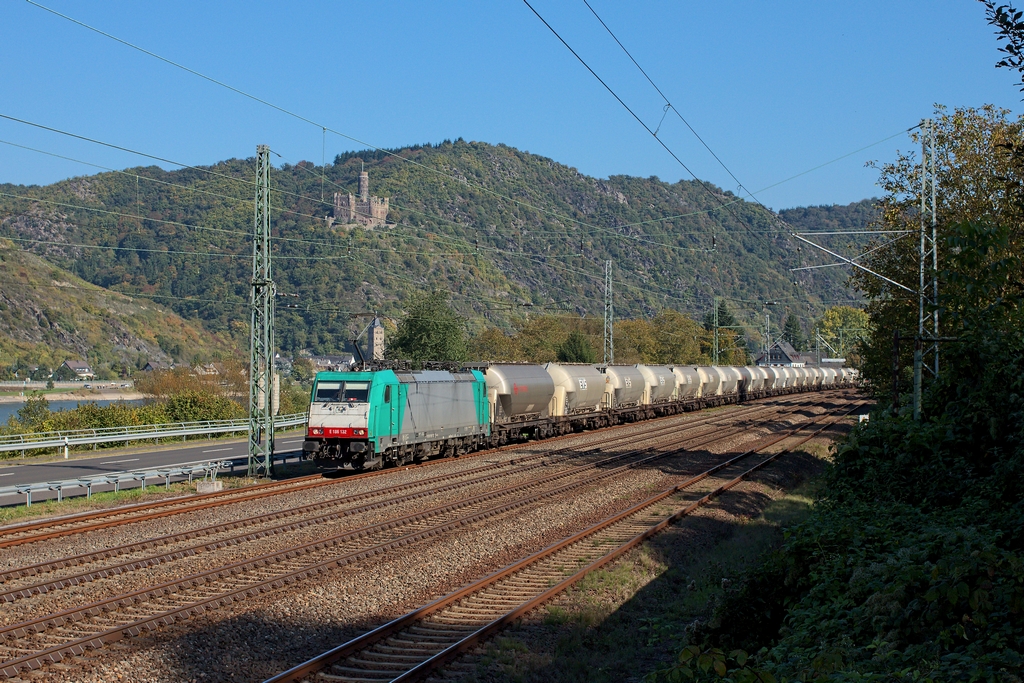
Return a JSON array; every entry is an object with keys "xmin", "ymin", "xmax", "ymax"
[
  {"xmin": 2, "ymin": 108, "xmax": 907, "ymax": 272},
  {"xmin": 24, "ymin": 0, "xmax": 911, "ymax": 302},
  {"xmin": 550, "ymin": 1, "xmax": 922, "ymax": 283},
  {"xmin": 15, "ymin": 3, "xmax": 896, "ymax": 336},
  {"xmin": 581, "ymin": 0, "xmax": 920, "ymax": 214},
  {"xmin": 521, "ymin": 0, "xmax": 773, "ymax": 252},
  {"xmin": 1, "ymin": 111, "xmax": 713, "ymax": 256},
  {"xmin": 22, "ymin": 1, "xmax": 734, "ymax": 252},
  {"xmin": 0, "ymin": 72, "xmax": 876, "ymax": 325}
]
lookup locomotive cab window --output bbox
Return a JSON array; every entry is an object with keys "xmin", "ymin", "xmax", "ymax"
[
  {"xmin": 314, "ymin": 381, "xmax": 370, "ymax": 403},
  {"xmin": 383, "ymin": 385, "xmax": 391, "ymax": 403},
  {"xmin": 341, "ymin": 382, "xmax": 370, "ymax": 403},
  {"xmin": 313, "ymin": 382, "xmax": 342, "ymax": 403}
]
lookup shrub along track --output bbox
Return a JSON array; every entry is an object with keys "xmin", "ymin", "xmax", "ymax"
[
  {"xmin": 0, "ymin": 393, "xmax": 853, "ymax": 679},
  {"xmin": 0, "ymin": 391, "xmax": 842, "ymax": 550},
  {"xmin": 0, "ymin": 396, "xmax": 809, "ymax": 606},
  {"xmin": 265, "ymin": 399, "xmax": 865, "ymax": 683}
]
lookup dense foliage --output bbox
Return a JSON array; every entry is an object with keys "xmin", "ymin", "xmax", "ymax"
[
  {"xmin": 812, "ymin": 305, "xmax": 870, "ymax": 365},
  {"xmin": 556, "ymin": 330, "xmax": 598, "ymax": 363},
  {"xmin": 853, "ymin": 105, "xmax": 1024, "ymax": 395},
  {"xmin": 1, "ymin": 366, "xmax": 310, "ymax": 450},
  {"xmin": 0, "ymin": 393, "xmax": 243, "ymax": 446},
  {"xmin": 650, "ymin": 220, "xmax": 1024, "ymax": 682},
  {"xmin": 386, "ymin": 291, "xmax": 469, "ymax": 362},
  {"xmin": 465, "ymin": 307, "xmax": 749, "ymax": 365},
  {"xmin": 781, "ymin": 314, "xmax": 805, "ymax": 351}
]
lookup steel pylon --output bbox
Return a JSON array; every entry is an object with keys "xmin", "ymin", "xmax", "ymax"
[
  {"xmin": 248, "ymin": 144, "xmax": 275, "ymax": 477},
  {"xmin": 603, "ymin": 260, "xmax": 613, "ymax": 364}
]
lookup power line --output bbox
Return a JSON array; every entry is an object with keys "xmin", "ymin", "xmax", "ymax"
[
  {"xmin": 0, "ymin": 276, "xmax": 241, "ymax": 307},
  {"xmin": 0, "ymin": 190, "xmax": 250, "ymax": 239},
  {"xmin": 0, "ymin": 112, "xmax": 256, "ymax": 192},
  {"xmin": 536, "ymin": 1, "xmax": 921, "ymax": 287},
  {"xmin": 581, "ymin": 0, "xmax": 742, "ymax": 188},
  {"xmin": 1, "ymin": 234, "xmax": 246, "ymax": 259},
  {"xmin": 580, "ymin": 1, "xmax": 919, "ymax": 213},
  {"xmin": 23, "ymin": 0, "xmax": 909, "ymax": 294},
  {"xmin": 23, "ymin": 2, "xmax": 726, "ymax": 253},
  {"xmin": 0, "ymin": 137, "xmax": 256, "ymax": 207},
  {"xmin": 2, "ymin": 111, "xmax": 707, "ymax": 258},
  {"xmin": 0, "ymin": 131, "xmax": 856, "ymax": 325},
  {"xmin": 521, "ymin": 0, "xmax": 770, "ymax": 251},
  {"xmin": 3, "ymin": 107, "xmax": 899, "ymax": 273}
]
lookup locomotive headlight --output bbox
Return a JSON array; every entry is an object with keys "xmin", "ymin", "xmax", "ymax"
[
  {"xmin": 354, "ymin": 428, "xmax": 366, "ymax": 436},
  {"xmin": 310, "ymin": 427, "xmax": 323, "ymax": 436}
]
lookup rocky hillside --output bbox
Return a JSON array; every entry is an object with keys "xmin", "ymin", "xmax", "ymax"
[{"xmin": 0, "ymin": 239, "xmax": 237, "ymax": 377}]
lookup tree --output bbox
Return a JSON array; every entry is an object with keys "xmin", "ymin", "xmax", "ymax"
[
  {"xmin": 469, "ymin": 327, "xmax": 526, "ymax": 362},
  {"xmin": 515, "ymin": 316, "xmax": 602, "ymax": 363},
  {"xmin": 556, "ymin": 330, "xmax": 598, "ymax": 363},
  {"xmin": 782, "ymin": 314, "xmax": 805, "ymax": 351},
  {"xmin": 854, "ymin": 105, "xmax": 1024, "ymax": 392},
  {"xmin": 387, "ymin": 291, "xmax": 468, "ymax": 362},
  {"xmin": 813, "ymin": 305, "xmax": 870, "ymax": 362},
  {"xmin": 52, "ymin": 364, "xmax": 77, "ymax": 382},
  {"xmin": 290, "ymin": 358, "xmax": 316, "ymax": 384},
  {"xmin": 615, "ymin": 319, "xmax": 658, "ymax": 363},
  {"xmin": 703, "ymin": 299, "xmax": 737, "ymax": 332},
  {"xmin": 15, "ymin": 395, "xmax": 50, "ymax": 430},
  {"xmin": 653, "ymin": 309, "xmax": 706, "ymax": 364}
]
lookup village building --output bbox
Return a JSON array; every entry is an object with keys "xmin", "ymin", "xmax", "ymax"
[
  {"xmin": 310, "ymin": 354, "xmax": 355, "ymax": 371},
  {"xmin": 754, "ymin": 340, "xmax": 807, "ymax": 367},
  {"xmin": 55, "ymin": 359, "xmax": 94, "ymax": 380}
]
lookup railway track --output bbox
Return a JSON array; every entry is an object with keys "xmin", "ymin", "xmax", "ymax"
[
  {"xmin": 0, "ymin": 395, "xmax": 810, "ymax": 601},
  {"xmin": 0, "ymin": 394, "xmax": 850, "ymax": 679},
  {"xmin": 0, "ymin": 393, "xmax": 820, "ymax": 550},
  {"xmin": 265, "ymin": 399, "xmax": 865, "ymax": 682}
]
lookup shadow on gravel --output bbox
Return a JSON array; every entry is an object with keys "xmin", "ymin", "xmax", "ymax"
[
  {"xmin": 146, "ymin": 609, "xmax": 385, "ymax": 682},
  {"xmin": 458, "ymin": 440, "xmax": 842, "ymax": 683}
]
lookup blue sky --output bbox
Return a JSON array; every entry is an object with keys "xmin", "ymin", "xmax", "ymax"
[{"xmin": 0, "ymin": 0, "xmax": 1020, "ymax": 209}]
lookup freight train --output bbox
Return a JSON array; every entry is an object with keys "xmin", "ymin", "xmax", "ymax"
[{"xmin": 302, "ymin": 363, "xmax": 857, "ymax": 471}]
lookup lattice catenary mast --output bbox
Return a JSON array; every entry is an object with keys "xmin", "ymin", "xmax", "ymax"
[
  {"xmin": 789, "ymin": 119, "xmax": 938, "ymax": 420},
  {"xmin": 603, "ymin": 260, "xmax": 614, "ymax": 364},
  {"xmin": 914, "ymin": 120, "xmax": 939, "ymax": 421},
  {"xmin": 248, "ymin": 144, "xmax": 275, "ymax": 477}
]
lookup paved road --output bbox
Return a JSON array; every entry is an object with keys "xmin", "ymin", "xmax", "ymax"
[{"xmin": 0, "ymin": 434, "xmax": 309, "ymax": 507}]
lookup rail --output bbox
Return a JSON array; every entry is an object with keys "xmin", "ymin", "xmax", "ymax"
[{"xmin": 0, "ymin": 412, "xmax": 307, "ymax": 454}]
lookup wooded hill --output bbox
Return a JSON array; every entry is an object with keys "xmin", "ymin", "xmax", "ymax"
[
  {"xmin": 0, "ymin": 139, "xmax": 875, "ymax": 359},
  {"xmin": 0, "ymin": 238, "xmax": 236, "ymax": 377}
]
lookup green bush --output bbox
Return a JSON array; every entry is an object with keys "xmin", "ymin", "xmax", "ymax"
[
  {"xmin": 1, "ymin": 390, "xmax": 245, "ymax": 452},
  {"xmin": 164, "ymin": 389, "xmax": 244, "ymax": 423}
]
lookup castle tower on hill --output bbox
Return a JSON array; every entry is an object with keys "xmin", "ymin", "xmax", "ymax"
[{"xmin": 333, "ymin": 168, "xmax": 389, "ymax": 228}]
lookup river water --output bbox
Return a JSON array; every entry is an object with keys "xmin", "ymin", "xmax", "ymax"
[{"xmin": 0, "ymin": 399, "xmax": 146, "ymax": 426}]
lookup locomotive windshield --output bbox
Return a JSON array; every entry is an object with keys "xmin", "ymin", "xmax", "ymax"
[{"xmin": 313, "ymin": 381, "xmax": 369, "ymax": 403}]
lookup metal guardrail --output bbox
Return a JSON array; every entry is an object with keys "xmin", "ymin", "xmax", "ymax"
[
  {"xmin": 0, "ymin": 412, "xmax": 308, "ymax": 455},
  {"xmin": 0, "ymin": 459, "xmax": 229, "ymax": 507},
  {"xmin": 0, "ymin": 449, "xmax": 307, "ymax": 507}
]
